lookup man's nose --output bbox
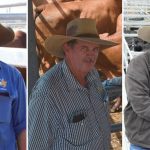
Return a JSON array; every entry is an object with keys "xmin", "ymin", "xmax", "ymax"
[{"xmin": 87, "ymin": 48, "xmax": 99, "ymax": 55}]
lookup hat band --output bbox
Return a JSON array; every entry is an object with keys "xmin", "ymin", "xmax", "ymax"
[
  {"xmin": 76, "ymin": 34, "xmax": 99, "ymax": 38},
  {"xmin": 67, "ymin": 33, "xmax": 99, "ymax": 38}
]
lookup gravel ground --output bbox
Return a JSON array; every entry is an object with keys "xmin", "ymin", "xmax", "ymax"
[{"xmin": 110, "ymin": 102, "xmax": 122, "ymax": 150}]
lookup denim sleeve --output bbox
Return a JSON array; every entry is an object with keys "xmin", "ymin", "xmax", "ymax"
[
  {"xmin": 12, "ymin": 72, "xmax": 26, "ymax": 136},
  {"xmin": 102, "ymin": 77, "xmax": 122, "ymax": 100},
  {"xmin": 102, "ymin": 77, "xmax": 122, "ymax": 87}
]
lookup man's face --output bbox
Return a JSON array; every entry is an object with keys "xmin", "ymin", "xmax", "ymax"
[{"xmin": 64, "ymin": 40, "xmax": 100, "ymax": 74}]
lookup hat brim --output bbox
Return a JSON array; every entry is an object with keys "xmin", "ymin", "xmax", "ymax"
[
  {"xmin": 45, "ymin": 35, "xmax": 117, "ymax": 58},
  {"xmin": 138, "ymin": 26, "xmax": 150, "ymax": 43},
  {"xmin": 0, "ymin": 24, "xmax": 14, "ymax": 46}
]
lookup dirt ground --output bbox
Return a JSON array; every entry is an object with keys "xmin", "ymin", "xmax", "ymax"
[{"xmin": 110, "ymin": 101, "xmax": 122, "ymax": 150}]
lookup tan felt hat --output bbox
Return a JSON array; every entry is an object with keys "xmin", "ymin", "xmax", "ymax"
[
  {"xmin": 45, "ymin": 18, "xmax": 117, "ymax": 58},
  {"xmin": 138, "ymin": 26, "xmax": 150, "ymax": 43}
]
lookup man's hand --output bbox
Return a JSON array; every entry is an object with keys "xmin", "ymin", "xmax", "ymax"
[{"xmin": 17, "ymin": 129, "xmax": 26, "ymax": 150}]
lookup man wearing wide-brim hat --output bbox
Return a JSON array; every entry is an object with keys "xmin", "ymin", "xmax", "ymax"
[
  {"xmin": 0, "ymin": 23, "xmax": 14, "ymax": 46},
  {"xmin": 124, "ymin": 26, "xmax": 150, "ymax": 150},
  {"xmin": 29, "ymin": 18, "xmax": 120, "ymax": 150},
  {"xmin": 0, "ymin": 24, "xmax": 26, "ymax": 150}
]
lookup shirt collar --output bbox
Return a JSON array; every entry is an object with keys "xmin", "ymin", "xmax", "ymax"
[{"xmin": 62, "ymin": 60, "xmax": 99, "ymax": 91}]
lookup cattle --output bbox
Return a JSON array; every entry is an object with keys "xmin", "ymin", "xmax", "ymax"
[
  {"xmin": 32, "ymin": 0, "xmax": 82, "ymax": 7},
  {"xmin": 33, "ymin": 0, "xmax": 122, "ymax": 77},
  {"xmin": 97, "ymin": 14, "xmax": 122, "ymax": 78}
]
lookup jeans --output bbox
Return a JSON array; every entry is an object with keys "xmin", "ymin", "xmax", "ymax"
[{"xmin": 130, "ymin": 144, "xmax": 150, "ymax": 150}]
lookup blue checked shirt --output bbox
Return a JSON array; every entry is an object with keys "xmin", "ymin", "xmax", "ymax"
[
  {"xmin": 29, "ymin": 60, "xmax": 113, "ymax": 150},
  {"xmin": 0, "ymin": 61, "xmax": 26, "ymax": 150}
]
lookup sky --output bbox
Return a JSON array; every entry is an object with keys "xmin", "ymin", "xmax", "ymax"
[
  {"xmin": 0, "ymin": 0, "xmax": 27, "ymax": 31},
  {"xmin": 0, "ymin": 0, "xmax": 26, "ymax": 5},
  {"xmin": 0, "ymin": 0, "xmax": 27, "ymax": 13}
]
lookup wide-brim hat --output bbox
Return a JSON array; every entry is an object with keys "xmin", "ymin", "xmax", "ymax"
[
  {"xmin": 138, "ymin": 26, "xmax": 150, "ymax": 43},
  {"xmin": 45, "ymin": 18, "xmax": 117, "ymax": 58},
  {"xmin": 0, "ymin": 24, "xmax": 14, "ymax": 46}
]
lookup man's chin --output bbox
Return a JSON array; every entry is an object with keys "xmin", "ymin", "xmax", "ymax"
[
  {"xmin": 86, "ymin": 62, "xmax": 95, "ymax": 68},
  {"xmin": 84, "ymin": 64, "xmax": 95, "ymax": 72}
]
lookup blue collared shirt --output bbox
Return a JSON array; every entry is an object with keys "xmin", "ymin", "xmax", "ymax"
[
  {"xmin": 29, "ymin": 60, "xmax": 111, "ymax": 150},
  {"xmin": 0, "ymin": 61, "xmax": 26, "ymax": 150}
]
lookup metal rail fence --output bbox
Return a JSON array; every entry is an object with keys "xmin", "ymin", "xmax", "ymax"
[{"xmin": 0, "ymin": 3, "xmax": 26, "ymax": 30}]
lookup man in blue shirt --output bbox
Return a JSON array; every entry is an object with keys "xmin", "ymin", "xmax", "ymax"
[
  {"xmin": 0, "ymin": 24, "xmax": 26, "ymax": 150},
  {"xmin": 29, "ymin": 18, "xmax": 120, "ymax": 149}
]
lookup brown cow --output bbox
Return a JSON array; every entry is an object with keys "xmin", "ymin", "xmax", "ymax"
[
  {"xmin": 98, "ymin": 14, "xmax": 122, "ymax": 78},
  {"xmin": 33, "ymin": 0, "xmax": 122, "ymax": 76},
  {"xmin": 32, "ymin": 0, "xmax": 82, "ymax": 7}
]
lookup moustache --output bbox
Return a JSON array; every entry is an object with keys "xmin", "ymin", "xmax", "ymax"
[{"xmin": 84, "ymin": 57, "xmax": 96, "ymax": 63}]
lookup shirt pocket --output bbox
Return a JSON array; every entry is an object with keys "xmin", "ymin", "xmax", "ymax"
[
  {"xmin": 0, "ymin": 95, "xmax": 12, "ymax": 124},
  {"xmin": 140, "ymin": 119, "xmax": 150, "ymax": 133},
  {"xmin": 60, "ymin": 108, "xmax": 100, "ymax": 147},
  {"xmin": 63, "ymin": 118, "xmax": 91, "ymax": 146}
]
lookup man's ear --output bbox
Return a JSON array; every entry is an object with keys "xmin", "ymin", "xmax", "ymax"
[{"xmin": 63, "ymin": 43, "xmax": 70, "ymax": 53}]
